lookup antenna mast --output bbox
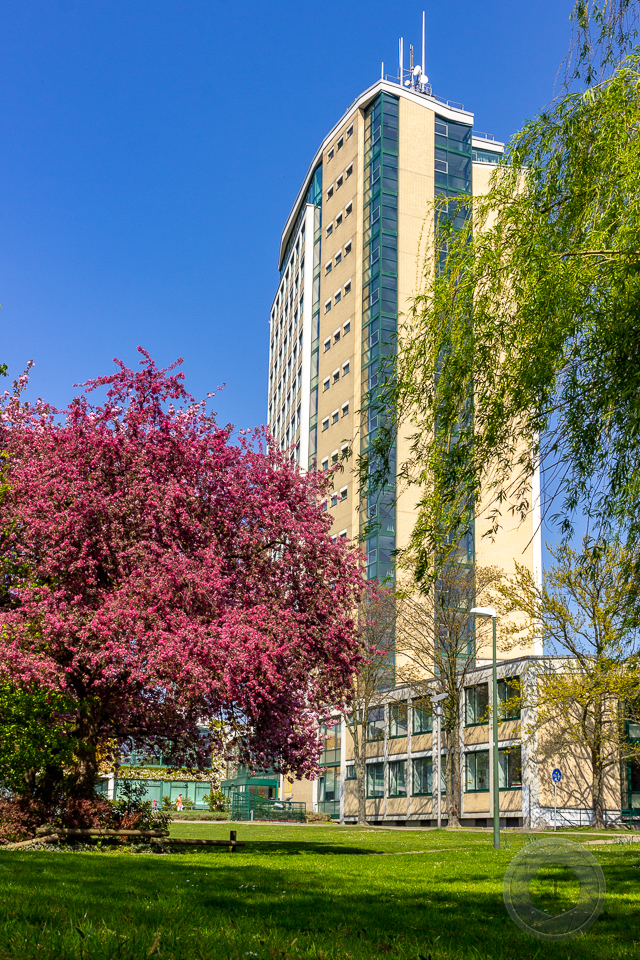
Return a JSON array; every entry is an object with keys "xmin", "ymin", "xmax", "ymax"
[{"xmin": 422, "ymin": 11, "xmax": 426, "ymax": 77}]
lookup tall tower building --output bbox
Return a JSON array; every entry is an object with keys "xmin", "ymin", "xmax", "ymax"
[{"xmin": 266, "ymin": 70, "xmax": 540, "ymax": 617}]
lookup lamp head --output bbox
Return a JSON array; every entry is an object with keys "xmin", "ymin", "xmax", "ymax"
[{"xmin": 470, "ymin": 606, "xmax": 497, "ymax": 618}]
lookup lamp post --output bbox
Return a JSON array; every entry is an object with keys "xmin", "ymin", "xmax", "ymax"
[
  {"xmin": 430, "ymin": 692, "xmax": 448, "ymax": 829},
  {"xmin": 470, "ymin": 606, "xmax": 500, "ymax": 850}
]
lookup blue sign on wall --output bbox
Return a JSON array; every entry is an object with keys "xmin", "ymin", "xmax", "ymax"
[{"xmin": 552, "ymin": 768, "xmax": 562, "ymax": 784}]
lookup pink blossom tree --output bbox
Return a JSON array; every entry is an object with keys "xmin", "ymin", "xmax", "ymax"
[{"xmin": 0, "ymin": 350, "xmax": 364, "ymax": 797}]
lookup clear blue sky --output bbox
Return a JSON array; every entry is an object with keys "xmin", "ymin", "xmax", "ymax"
[{"xmin": 2, "ymin": 0, "xmax": 572, "ymax": 429}]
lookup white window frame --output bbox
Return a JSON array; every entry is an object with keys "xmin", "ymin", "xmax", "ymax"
[
  {"xmin": 342, "ymin": 360, "xmax": 350, "ymax": 375},
  {"xmin": 340, "ymin": 485, "xmax": 348, "ymax": 500},
  {"xmin": 344, "ymin": 240, "xmax": 352, "ymax": 255},
  {"xmin": 343, "ymin": 320, "xmax": 351, "ymax": 334},
  {"xmin": 344, "ymin": 280, "xmax": 351, "ymax": 295},
  {"xmin": 341, "ymin": 402, "xmax": 349, "ymax": 416},
  {"xmin": 332, "ymin": 368, "xmax": 340, "ymax": 383},
  {"xmin": 331, "ymin": 409, "xmax": 339, "ymax": 424},
  {"xmin": 324, "ymin": 299, "xmax": 332, "ymax": 313},
  {"xmin": 345, "ymin": 201, "xmax": 353, "ymax": 216},
  {"xmin": 323, "ymin": 377, "xmax": 330, "ymax": 392},
  {"xmin": 322, "ymin": 417, "xmax": 329, "ymax": 431}
]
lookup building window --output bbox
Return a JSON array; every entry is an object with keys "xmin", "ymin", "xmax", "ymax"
[
  {"xmin": 366, "ymin": 761, "xmax": 384, "ymax": 798},
  {"xmin": 333, "ymin": 369, "xmax": 340, "ymax": 383},
  {"xmin": 337, "ymin": 175, "xmax": 343, "ymax": 188},
  {"xmin": 331, "ymin": 493, "xmax": 338, "ymax": 508},
  {"xmin": 347, "ymin": 124, "xmax": 353, "ymax": 138},
  {"xmin": 341, "ymin": 444, "xmax": 349, "ymax": 458},
  {"xmin": 323, "ymin": 378, "xmax": 330, "ymax": 392},
  {"xmin": 321, "ymin": 457, "xmax": 329, "ymax": 471},
  {"xmin": 345, "ymin": 763, "xmax": 356, "ymax": 780},
  {"xmin": 321, "ymin": 500, "xmax": 328, "ymax": 512},
  {"xmin": 389, "ymin": 702, "xmax": 408, "ymax": 738},
  {"xmin": 338, "ymin": 136, "xmax": 344, "ymax": 150},
  {"xmin": 367, "ymin": 706, "xmax": 385, "ymax": 741},
  {"xmin": 346, "ymin": 201, "xmax": 353, "ymax": 216},
  {"xmin": 344, "ymin": 280, "xmax": 351, "ymax": 295},
  {"xmin": 325, "ymin": 261, "xmax": 332, "ymax": 275},
  {"xmin": 324, "ymin": 338, "xmax": 331, "ymax": 352},
  {"xmin": 435, "ymin": 120, "xmax": 448, "ymax": 137},
  {"xmin": 333, "ymin": 329, "xmax": 341, "ymax": 343},
  {"xmin": 465, "ymin": 684, "xmax": 489, "ymax": 726},
  {"xmin": 335, "ymin": 251, "xmax": 342, "ymax": 265},
  {"xmin": 342, "ymin": 360, "xmax": 350, "ymax": 375},
  {"xmin": 339, "ymin": 529, "xmax": 347, "ymax": 539},
  {"xmin": 412, "ymin": 698, "xmax": 433, "ymax": 734},
  {"xmin": 336, "ymin": 213, "xmax": 343, "ymax": 227},
  {"xmin": 344, "ymin": 240, "xmax": 352, "ymax": 255},
  {"xmin": 340, "ymin": 486, "xmax": 348, "ymax": 501},
  {"xmin": 332, "ymin": 409, "xmax": 339, "ymax": 424},
  {"xmin": 328, "ymin": 147, "xmax": 334, "ymax": 160},
  {"xmin": 498, "ymin": 677, "xmax": 521, "ymax": 720},
  {"xmin": 499, "ymin": 746, "xmax": 522, "ymax": 789},
  {"xmin": 341, "ymin": 402, "xmax": 349, "ymax": 416},
  {"xmin": 465, "ymin": 750, "xmax": 490, "ymax": 792},
  {"xmin": 412, "ymin": 757, "xmax": 431, "ymax": 796},
  {"xmin": 326, "ymin": 224, "xmax": 333, "ymax": 237},
  {"xmin": 325, "ymin": 299, "xmax": 332, "ymax": 313},
  {"xmin": 335, "ymin": 290, "xmax": 341, "ymax": 304},
  {"xmin": 322, "ymin": 418, "xmax": 329, "ymax": 432},
  {"xmin": 331, "ymin": 450, "xmax": 339, "ymax": 464},
  {"xmin": 346, "ymin": 161, "xmax": 353, "ymax": 175},
  {"xmin": 327, "ymin": 186, "xmax": 334, "ymax": 200},
  {"xmin": 388, "ymin": 760, "xmax": 407, "ymax": 797},
  {"xmin": 343, "ymin": 320, "xmax": 351, "ymax": 334}
]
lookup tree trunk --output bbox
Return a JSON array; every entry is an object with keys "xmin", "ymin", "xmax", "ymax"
[
  {"xmin": 445, "ymin": 724, "xmax": 461, "ymax": 827},
  {"xmin": 592, "ymin": 746, "xmax": 606, "ymax": 829},
  {"xmin": 69, "ymin": 708, "xmax": 99, "ymax": 798},
  {"xmin": 355, "ymin": 752, "xmax": 367, "ymax": 825},
  {"xmin": 591, "ymin": 700, "xmax": 605, "ymax": 829}
]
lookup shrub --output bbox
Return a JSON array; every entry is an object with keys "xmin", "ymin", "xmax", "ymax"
[
  {"xmin": 205, "ymin": 790, "xmax": 229, "ymax": 813},
  {"xmin": 0, "ymin": 797, "xmax": 51, "ymax": 845},
  {"xmin": 110, "ymin": 780, "xmax": 170, "ymax": 832},
  {"xmin": 161, "ymin": 795, "xmax": 173, "ymax": 810},
  {"xmin": 306, "ymin": 811, "xmax": 332, "ymax": 823}
]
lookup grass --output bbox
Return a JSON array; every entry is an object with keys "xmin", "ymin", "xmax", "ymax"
[{"xmin": 0, "ymin": 822, "xmax": 639, "ymax": 959}]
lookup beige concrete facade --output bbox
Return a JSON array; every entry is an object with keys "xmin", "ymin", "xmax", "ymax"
[{"xmin": 266, "ymin": 80, "xmax": 586, "ymax": 823}]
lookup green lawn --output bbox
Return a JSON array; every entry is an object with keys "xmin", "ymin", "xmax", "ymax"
[{"xmin": 0, "ymin": 823, "xmax": 639, "ymax": 959}]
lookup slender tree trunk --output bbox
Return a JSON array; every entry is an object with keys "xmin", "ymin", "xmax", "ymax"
[
  {"xmin": 354, "ymin": 748, "xmax": 367, "ymax": 825},
  {"xmin": 445, "ymin": 722, "xmax": 461, "ymax": 827},
  {"xmin": 592, "ymin": 702, "xmax": 605, "ymax": 829}
]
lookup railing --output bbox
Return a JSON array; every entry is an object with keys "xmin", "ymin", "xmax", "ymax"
[
  {"xmin": 230, "ymin": 792, "xmax": 306, "ymax": 823},
  {"xmin": 473, "ymin": 132, "xmax": 496, "ymax": 141}
]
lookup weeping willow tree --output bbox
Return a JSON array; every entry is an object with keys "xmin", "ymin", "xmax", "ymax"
[{"xmin": 360, "ymin": 1, "xmax": 640, "ymax": 584}]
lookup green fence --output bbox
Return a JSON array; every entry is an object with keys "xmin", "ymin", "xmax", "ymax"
[{"xmin": 231, "ymin": 792, "xmax": 306, "ymax": 822}]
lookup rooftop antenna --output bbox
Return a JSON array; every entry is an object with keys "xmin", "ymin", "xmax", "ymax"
[
  {"xmin": 381, "ymin": 60, "xmax": 384, "ymax": 80},
  {"xmin": 422, "ymin": 11, "xmax": 425, "ymax": 80},
  {"xmin": 399, "ymin": 37, "xmax": 403, "ymax": 84}
]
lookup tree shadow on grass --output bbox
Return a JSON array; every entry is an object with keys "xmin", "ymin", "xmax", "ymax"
[{"xmin": 0, "ymin": 849, "xmax": 637, "ymax": 959}]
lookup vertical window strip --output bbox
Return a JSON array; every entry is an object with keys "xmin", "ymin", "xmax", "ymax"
[{"xmin": 361, "ymin": 92, "xmax": 399, "ymax": 586}]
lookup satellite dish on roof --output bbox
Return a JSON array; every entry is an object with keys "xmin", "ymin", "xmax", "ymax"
[
  {"xmin": 421, "ymin": 73, "xmax": 429, "ymax": 84},
  {"xmin": 404, "ymin": 80, "xmax": 411, "ymax": 86},
  {"xmin": 413, "ymin": 65, "xmax": 421, "ymax": 76}
]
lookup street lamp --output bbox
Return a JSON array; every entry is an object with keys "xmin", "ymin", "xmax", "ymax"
[
  {"xmin": 470, "ymin": 606, "xmax": 500, "ymax": 850},
  {"xmin": 430, "ymin": 692, "xmax": 448, "ymax": 829}
]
